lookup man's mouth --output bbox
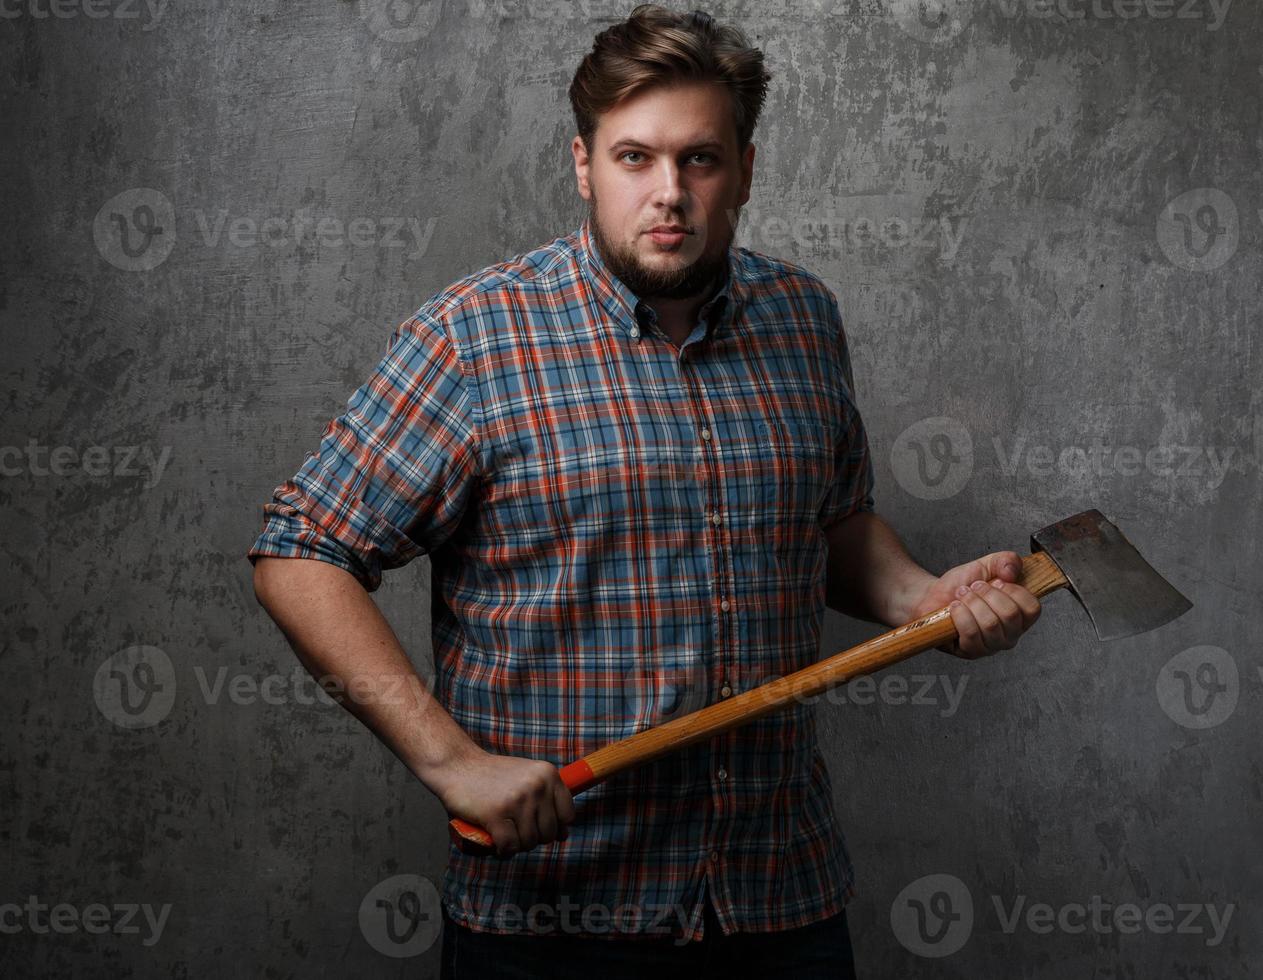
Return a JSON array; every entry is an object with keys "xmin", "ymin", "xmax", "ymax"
[{"xmin": 645, "ymin": 225, "xmax": 689, "ymax": 246}]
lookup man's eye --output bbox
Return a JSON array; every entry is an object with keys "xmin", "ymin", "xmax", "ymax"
[
  {"xmin": 689, "ymin": 153, "xmax": 716, "ymax": 165},
  {"xmin": 620, "ymin": 151, "xmax": 644, "ymax": 164}
]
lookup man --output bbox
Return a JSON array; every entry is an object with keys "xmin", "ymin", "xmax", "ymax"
[{"xmin": 248, "ymin": 5, "xmax": 1040, "ymax": 977}]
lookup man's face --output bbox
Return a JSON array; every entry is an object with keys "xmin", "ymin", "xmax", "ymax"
[{"xmin": 572, "ymin": 81, "xmax": 755, "ymax": 300}]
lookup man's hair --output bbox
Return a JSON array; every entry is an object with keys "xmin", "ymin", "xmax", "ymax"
[{"xmin": 568, "ymin": 5, "xmax": 772, "ymax": 154}]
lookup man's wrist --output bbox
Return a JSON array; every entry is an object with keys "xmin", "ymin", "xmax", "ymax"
[
  {"xmin": 879, "ymin": 566, "xmax": 940, "ymax": 626},
  {"xmin": 407, "ymin": 728, "xmax": 484, "ymax": 801}
]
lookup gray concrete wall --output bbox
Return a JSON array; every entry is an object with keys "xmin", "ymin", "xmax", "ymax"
[{"xmin": 2, "ymin": 0, "xmax": 1258, "ymax": 975}]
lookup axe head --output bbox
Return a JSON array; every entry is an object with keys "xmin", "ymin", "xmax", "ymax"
[{"xmin": 1030, "ymin": 509, "xmax": 1193, "ymax": 641}]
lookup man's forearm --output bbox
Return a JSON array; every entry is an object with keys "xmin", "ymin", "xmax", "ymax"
[
  {"xmin": 823, "ymin": 511, "xmax": 939, "ymax": 627},
  {"xmin": 251, "ymin": 556, "xmax": 479, "ymax": 801}
]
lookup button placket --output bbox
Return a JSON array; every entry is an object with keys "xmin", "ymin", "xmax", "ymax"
[{"xmin": 678, "ymin": 352, "xmax": 741, "ymax": 858}]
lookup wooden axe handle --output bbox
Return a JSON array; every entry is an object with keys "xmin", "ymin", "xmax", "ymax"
[{"xmin": 449, "ymin": 550, "xmax": 1069, "ymax": 856}]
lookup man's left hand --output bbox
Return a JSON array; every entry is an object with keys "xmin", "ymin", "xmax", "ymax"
[{"xmin": 907, "ymin": 550, "xmax": 1042, "ymax": 660}]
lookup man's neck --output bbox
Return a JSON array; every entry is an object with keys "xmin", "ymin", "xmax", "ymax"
[{"xmin": 642, "ymin": 271, "xmax": 724, "ymax": 346}]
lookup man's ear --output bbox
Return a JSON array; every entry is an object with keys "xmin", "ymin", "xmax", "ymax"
[
  {"xmin": 572, "ymin": 135, "xmax": 592, "ymax": 201},
  {"xmin": 738, "ymin": 142, "xmax": 755, "ymax": 207}
]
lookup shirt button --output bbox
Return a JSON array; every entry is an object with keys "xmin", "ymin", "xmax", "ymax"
[
  {"xmin": 720, "ymin": 684, "xmax": 732, "ymax": 698},
  {"xmin": 717, "ymin": 767, "xmax": 728, "ymax": 781},
  {"xmin": 710, "ymin": 511, "xmax": 722, "ymax": 525},
  {"xmin": 720, "ymin": 599, "xmax": 731, "ymax": 612},
  {"xmin": 630, "ymin": 326, "xmax": 640, "ymax": 339},
  {"xmin": 700, "ymin": 427, "xmax": 712, "ymax": 441},
  {"xmin": 709, "ymin": 850, "xmax": 719, "ymax": 863}
]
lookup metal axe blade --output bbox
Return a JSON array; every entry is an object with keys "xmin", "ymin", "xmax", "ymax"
[{"xmin": 1030, "ymin": 508, "xmax": 1193, "ymax": 641}]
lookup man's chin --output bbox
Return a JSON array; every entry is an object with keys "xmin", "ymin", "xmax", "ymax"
[
  {"xmin": 590, "ymin": 216, "xmax": 726, "ymax": 298},
  {"xmin": 637, "ymin": 253, "xmax": 694, "ymax": 275},
  {"xmin": 638, "ymin": 245, "xmax": 710, "ymax": 274}
]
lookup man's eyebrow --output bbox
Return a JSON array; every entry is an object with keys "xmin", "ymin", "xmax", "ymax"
[{"xmin": 607, "ymin": 138, "xmax": 725, "ymax": 154}]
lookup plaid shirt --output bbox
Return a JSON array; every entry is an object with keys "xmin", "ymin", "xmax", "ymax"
[{"xmin": 247, "ymin": 215, "xmax": 876, "ymax": 941}]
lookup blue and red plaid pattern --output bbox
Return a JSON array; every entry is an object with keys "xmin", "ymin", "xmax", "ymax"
[{"xmin": 247, "ymin": 215, "xmax": 876, "ymax": 940}]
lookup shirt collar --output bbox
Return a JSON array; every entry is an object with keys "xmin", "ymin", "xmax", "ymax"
[{"xmin": 576, "ymin": 215, "xmax": 743, "ymax": 343}]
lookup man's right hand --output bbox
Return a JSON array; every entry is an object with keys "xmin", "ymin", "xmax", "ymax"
[{"xmin": 434, "ymin": 748, "xmax": 577, "ymax": 858}]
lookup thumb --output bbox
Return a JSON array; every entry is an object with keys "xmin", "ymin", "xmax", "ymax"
[{"xmin": 981, "ymin": 550, "xmax": 1023, "ymax": 582}]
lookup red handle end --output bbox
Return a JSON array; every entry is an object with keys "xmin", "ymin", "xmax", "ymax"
[{"xmin": 449, "ymin": 817, "xmax": 496, "ymax": 856}]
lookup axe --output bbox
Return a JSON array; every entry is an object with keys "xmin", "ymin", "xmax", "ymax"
[{"xmin": 448, "ymin": 509, "xmax": 1192, "ymax": 856}]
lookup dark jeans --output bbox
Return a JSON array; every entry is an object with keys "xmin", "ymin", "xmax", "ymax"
[{"xmin": 439, "ymin": 888, "xmax": 858, "ymax": 979}]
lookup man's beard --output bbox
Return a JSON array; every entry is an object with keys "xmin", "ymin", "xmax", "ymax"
[{"xmin": 588, "ymin": 197, "xmax": 737, "ymax": 301}]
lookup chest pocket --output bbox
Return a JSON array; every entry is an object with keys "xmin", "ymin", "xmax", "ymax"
[{"xmin": 766, "ymin": 415, "xmax": 835, "ymax": 523}]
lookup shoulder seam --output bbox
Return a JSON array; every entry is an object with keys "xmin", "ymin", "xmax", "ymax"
[{"xmin": 417, "ymin": 236, "xmax": 577, "ymax": 323}]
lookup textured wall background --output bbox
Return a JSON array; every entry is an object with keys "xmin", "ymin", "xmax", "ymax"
[{"xmin": 2, "ymin": 0, "xmax": 1259, "ymax": 975}]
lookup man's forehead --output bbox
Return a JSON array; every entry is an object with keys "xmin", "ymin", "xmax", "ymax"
[
  {"xmin": 596, "ymin": 118, "xmax": 736, "ymax": 152},
  {"xmin": 594, "ymin": 83, "xmax": 737, "ymax": 148}
]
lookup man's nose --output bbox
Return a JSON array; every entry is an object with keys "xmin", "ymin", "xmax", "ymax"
[{"xmin": 651, "ymin": 161, "xmax": 688, "ymax": 212}]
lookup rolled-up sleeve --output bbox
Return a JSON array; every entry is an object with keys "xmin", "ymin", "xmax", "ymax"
[
  {"xmin": 246, "ymin": 312, "xmax": 482, "ymax": 592},
  {"xmin": 819, "ymin": 292, "xmax": 876, "ymax": 527}
]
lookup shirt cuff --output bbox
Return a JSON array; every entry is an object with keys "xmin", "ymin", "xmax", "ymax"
[{"xmin": 246, "ymin": 483, "xmax": 386, "ymax": 593}]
